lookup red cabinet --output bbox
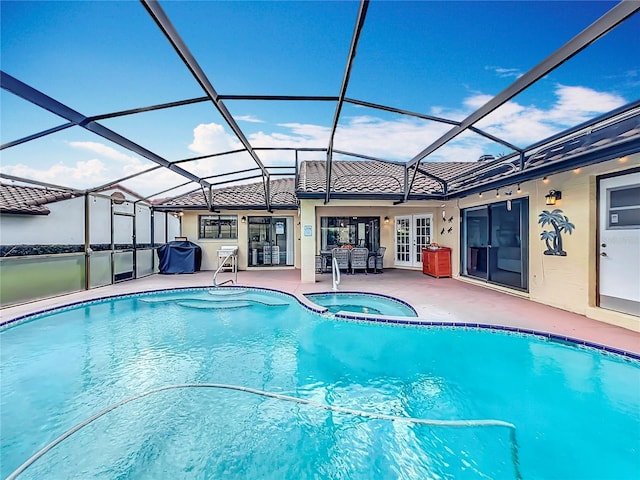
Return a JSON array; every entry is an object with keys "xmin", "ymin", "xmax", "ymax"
[{"xmin": 422, "ymin": 247, "xmax": 452, "ymax": 278}]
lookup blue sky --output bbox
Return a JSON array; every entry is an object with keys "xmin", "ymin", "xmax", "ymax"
[{"xmin": 1, "ymin": 0, "xmax": 638, "ymax": 197}]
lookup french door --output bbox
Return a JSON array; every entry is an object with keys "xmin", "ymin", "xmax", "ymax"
[
  {"xmin": 394, "ymin": 214, "xmax": 432, "ymax": 267},
  {"xmin": 462, "ymin": 199, "xmax": 528, "ymax": 291}
]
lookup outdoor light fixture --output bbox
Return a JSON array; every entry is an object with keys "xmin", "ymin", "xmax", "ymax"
[
  {"xmin": 384, "ymin": 216, "xmax": 390, "ymax": 224},
  {"xmin": 496, "ymin": 189, "xmax": 500, "ymax": 198},
  {"xmin": 479, "ymin": 192, "xmax": 483, "ymax": 198},
  {"xmin": 517, "ymin": 184, "xmax": 522, "ymax": 193},
  {"xmin": 241, "ymin": 216, "xmax": 246, "ymax": 223},
  {"xmin": 442, "ymin": 210, "xmax": 446, "ymax": 220},
  {"xmin": 543, "ymin": 176, "xmax": 550, "ymax": 184},
  {"xmin": 545, "ymin": 190, "xmax": 562, "ymax": 206}
]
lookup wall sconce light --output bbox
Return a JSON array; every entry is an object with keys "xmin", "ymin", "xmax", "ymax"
[
  {"xmin": 384, "ymin": 216, "xmax": 390, "ymax": 224},
  {"xmin": 479, "ymin": 192, "xmax": 483, "ymax": 198},
  {"xmin": 516, "ymin": 184, "xmax": 521, "ymax": 193},
  {"xmin": 545, "ymin": 190, "xmax": 562, "ymax": 206},
  {"xmin": 495, "ymin": 189, "xmax": 500, "ymax": 198},
  {"xmin": 241, "ymin": 216, "xmax": 247, "ymax": 223},
  {"xmin": 543, "ymin": 176, "xmax": 550, "ymax": 184},
  {"xmin": 442, "ymin": 210, "xmax": 446, "ymax": 220}
]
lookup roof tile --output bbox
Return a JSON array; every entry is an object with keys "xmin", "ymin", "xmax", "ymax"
[{"xmin": 0, "ymin": 184, "xmax": 75, "ymax": 215}]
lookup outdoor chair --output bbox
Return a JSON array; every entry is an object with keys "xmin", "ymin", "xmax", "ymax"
[
  {"xmin": 350, "ymin": 247, "xmax": 369, "ymax": 274},
  {"xmin": 368, "ymin": 246, "xmax": 386, "ymax": 273},
  {"xmin": 332, "ymin": 248, "xmax": 350, "ymax": 273}
]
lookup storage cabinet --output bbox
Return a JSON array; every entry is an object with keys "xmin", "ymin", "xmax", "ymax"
[{"xmin": 422, "ymin": 247, "xmax": 452, "ymax": 278}]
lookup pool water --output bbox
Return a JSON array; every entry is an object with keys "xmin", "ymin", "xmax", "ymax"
[
  {"xmin": 1, "ymin": 288, "xmax": 639, "ymax": 479},
  {"xmin": 305, "ymin": 292, "xmax": 417, "ymax": 317}
]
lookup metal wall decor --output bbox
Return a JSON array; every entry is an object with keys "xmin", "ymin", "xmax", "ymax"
[{"xmin": 538, "ymin": 209, "xmax": 575, "ymax": 256}]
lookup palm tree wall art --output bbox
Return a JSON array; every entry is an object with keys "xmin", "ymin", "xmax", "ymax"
[{"xmin": 538, "ymin": 209, "xmax": 575, "ymax": 256}]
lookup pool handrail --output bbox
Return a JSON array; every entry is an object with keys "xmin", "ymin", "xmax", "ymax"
[
  {"xmin": 213, "ymin": 250, "xmax": 237, "ymax": 287},
  {"xmin": 332, "ymin": 256, "xmax": 340, "ymax": 291}
]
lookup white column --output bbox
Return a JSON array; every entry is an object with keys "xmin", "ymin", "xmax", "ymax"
[{"xmin": 300, "ymin": 200, "xmax": 318, "ymax": 283}]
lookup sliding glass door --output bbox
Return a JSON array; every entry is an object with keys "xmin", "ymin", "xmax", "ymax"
[
  {"xmin": 247, "ymin": 216, "xmax": 294, "ymax": 267},
  {"xmin": 462, "ymin": 199, "xmax": 528, "ymax": 291}
]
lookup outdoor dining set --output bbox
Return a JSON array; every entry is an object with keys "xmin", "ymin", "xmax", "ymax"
[{"xmin": 316, "ymin": 247, "xmax": 386, "ymax": 274}]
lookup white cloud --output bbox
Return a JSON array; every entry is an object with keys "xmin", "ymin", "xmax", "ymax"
[
  {"xmin": 450, "ymin": 84, "xmax": 627, "ymax": 147},
  {"xmin": 1, "ymin": 159, "xmax": 109, "ymax": 188},
  {"xmin": 235, "ymin": 115, "xmax": 264, "ymax": 123},
  {"xmin": 188, "ymin": 123, "xmax": 241, "ymax": 154},
  {"xmin": 67, "ymin": 141, "xmax": 141, "ymax": 164},
  {"xmin": 545, "ymin": 84, "xmax": 626, "ymax": 124},
  {"xmin": 486, "ymin": 66, "xmax": 523, "ymax": 79},
  {"xmin": 334, "ymin": 117, "xmax": 450, "ymax": 161}
]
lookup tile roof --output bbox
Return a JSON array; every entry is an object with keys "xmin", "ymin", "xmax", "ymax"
[
  {"xmin": 161, "ymin": 177, "xmax": 298, "ymax": 209},
  {"xmin": 0, "ymin": 184, "xmax": 75, "ymax": 215},
  {"xmin": 297, "ymin": 160, "xmax": 479, "ymax": 196}
]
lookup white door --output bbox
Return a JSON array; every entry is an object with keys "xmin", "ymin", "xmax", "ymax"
[
  {"xmin": 599, "ymin": 172, "xmax": 640, "ymax": 316},
  {"xmin": 395, "ymin": 214, "xmax": 433, "ymax": 267}
]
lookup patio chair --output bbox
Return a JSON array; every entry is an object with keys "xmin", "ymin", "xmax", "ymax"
[
  {"xmin": 368, "ymin": 246, "xmax": 386, "ymax": 273},
  {"xmin": 332, "ymin": 248, "xmax": 350, "ymax": 273},
  {"xmin": 315, "ymin": 254, "xmax": 328, "ymax": 273},
  {"xmin": 350, "ymin": 247, "xmax": 369, "ymax": 274}
]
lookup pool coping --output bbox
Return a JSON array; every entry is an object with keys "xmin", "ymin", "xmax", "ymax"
[
  {"xmin": 2, "ymin": 285, "xmax": 639, "ymax": 362},
  {"xmin": 304, "ymin": 290, "xmax": 419, "ymax": 317}
]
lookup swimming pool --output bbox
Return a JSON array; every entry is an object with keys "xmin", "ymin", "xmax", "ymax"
[
  {"xmin": 1, "ymin": 287, "xmax": 639, "ymax": 479},
  {"xmin": 305, "ymin": 292, "xmax": 417, "ymax": 317}
]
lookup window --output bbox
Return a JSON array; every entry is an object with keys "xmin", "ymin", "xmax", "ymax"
[
  {"xmin": 607, "ymin": 185, "xmax": 640, "ymax": 229},
  {"xmin": 320, "ymin": 217, "xmax": 380, "ymax": 252},
  {"xmin": 199, "ymin": 215, "xmax": 237, "ymax": 239}
]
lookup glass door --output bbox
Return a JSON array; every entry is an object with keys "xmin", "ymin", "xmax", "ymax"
[
  {"xmin": 248, "ymin": 216, "xmax": 294, "ymax": 267},
  {"xmin": 462, "ymin": 199, "xmax": 528, "ymax": 290},
  {"xmin": 463, "ymin": 207, "xmax": 489, "ymax": 280},
  {"xmin": 414, "ymin": 214, "xmax": 432, "ymax": 266},
  {"xmin": 394, "ymin": 214, "xmax": 432, "ymax": 267},
  {"xmin": 394, "ymin": 216, "xmax": 412, "ymax": 266}
]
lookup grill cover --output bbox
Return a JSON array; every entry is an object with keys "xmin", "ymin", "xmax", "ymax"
[{"xmin": 157, "ymin": 240, "xmax": 202, "ymax": 274}]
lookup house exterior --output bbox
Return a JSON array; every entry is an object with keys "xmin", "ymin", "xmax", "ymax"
[
  {"xmin": 2, "ymin": 106, "xmax": 639, "ymax": 332},
  {"xmin": 157, "ymin": 115, "xmax": 640, "ymax": 333}
]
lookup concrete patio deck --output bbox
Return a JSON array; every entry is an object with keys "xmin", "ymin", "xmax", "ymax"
[{"xmin": 2, "ymin": 269, "xmax": 639, "ymax": 356}]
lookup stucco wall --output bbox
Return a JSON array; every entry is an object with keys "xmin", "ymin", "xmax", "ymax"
[
  {"xmin": 457, "ymin": 154, "xmax": 639, "ymax": 327},
  {"xmin": 299, "ymin": 200, "xmax": 449, "ymax": 282},
  {"xmin": 1, "ymin": 196, "xmax": 86, "ymax": 245},
  {"xmin": 180, "ymin": 209, "xmax": 300, "ymax": 271},
  {"xmin": 1, "ymin": 190, "xmax": 176, "ymax": 248}
]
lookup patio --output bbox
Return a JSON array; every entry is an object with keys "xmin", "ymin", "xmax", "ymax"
[{"xmin": 2, "ymin": 269, "xmax": 638, "ymax": 356}]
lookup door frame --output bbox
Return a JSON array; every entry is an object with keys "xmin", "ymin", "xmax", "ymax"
[
  {"xmin": 394, "ymin": 214, "xmax": 433, "ymax": 267},
  {"xmin": 597, "ymin": 167, "xmax": 640, "ymax": 316},
  {"xmin": 460, "ymin": 198, "xmax": 529, "ymax": 291}
]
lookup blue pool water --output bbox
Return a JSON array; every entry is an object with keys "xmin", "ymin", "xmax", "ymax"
[
  {"xmin": 1, "ymin": 287, "xmax": 639, "ymax": 479},
  {"xmin": 305, "ymin": 292, "xmax": 417, "ymax": 317}
]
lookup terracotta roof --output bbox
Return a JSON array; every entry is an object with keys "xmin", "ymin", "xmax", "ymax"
[
  {"xmin": 160, "ymin": 177, "xmax": 298, "ymax": 209},
  {"xmin": 0, "ymin": 184, "xmax": 75, "ymax": 215},
  {"xmin": 297, "ymin": 160, "xmax": 479, "ymax": 196}
]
